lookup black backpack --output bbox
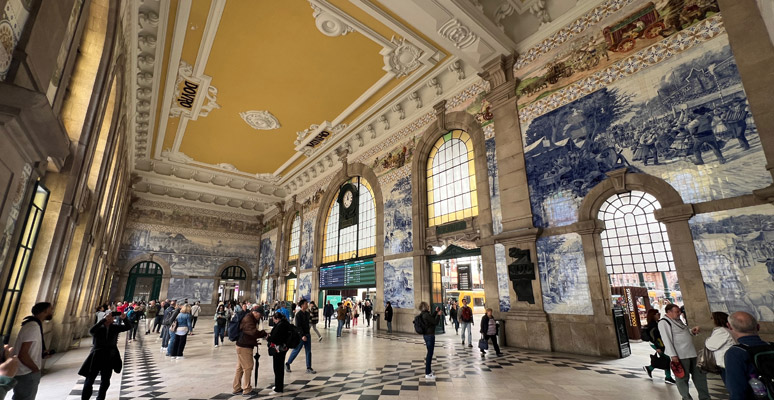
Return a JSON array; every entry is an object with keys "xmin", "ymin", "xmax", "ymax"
[
  {"xmin": 413, "ymin": 314, "xmax": 426, "ymax": 335},
  {"xmin": 286, "ymin": 324, "xmax": 303, "ymax": 349},
  {"xmin": 228, "ymin": 311, "xmax": 248, "ymax": 342},
  {"xmin": 736, "ymin": 342, "xmax": 774, "ymax": 399},
  {"xmin": 640, "ymin": 326, "xmax": 652, "ymax": 343}
]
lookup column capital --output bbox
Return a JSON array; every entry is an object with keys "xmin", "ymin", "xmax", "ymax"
[
  {"xmin": 654, "ymin": 204, "xmax": 695, "ymax": 223},
  {"xmin": 494, "ymin": 226, "xmax": 542, "ymax": 246},
  {"xmin": 575, "ymin": 219, "xmax": 606, "ymax": 235},
  {"xmin": 479, "ymin": 54, "xmax": 519, "ymax": 108}
]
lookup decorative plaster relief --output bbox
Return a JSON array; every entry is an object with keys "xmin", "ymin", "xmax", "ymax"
[
  {"xmin": 438, "ymin": 19, "xmax": 478, "ymax": 49},
  {"xmin": 169, "ymin": 60, "xmax": 220, "ymax": 120},
  {"xmin": 382, "ymin": 37, "xmax": 423, "ymax": 77},
  {"xmin": 309, "ymin": 1, "xmax": 353, "ymax": 37},
  {"xmin": 240, "ymin": 110, "xmax": 281, "ymax": 130}
]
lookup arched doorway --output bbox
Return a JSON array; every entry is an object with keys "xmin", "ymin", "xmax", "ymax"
[
  {"xmin": 218, "ymin": 265, "xmax": 247, "ymax": 303},
  {"xmin": 124, "ymin": 261, "xmax": 163, "ymax": 302}
]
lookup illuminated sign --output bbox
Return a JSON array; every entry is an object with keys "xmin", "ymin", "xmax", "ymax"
[{"xmin": 319, "ymin": 259, "xmax": 376, "ymax": 289}]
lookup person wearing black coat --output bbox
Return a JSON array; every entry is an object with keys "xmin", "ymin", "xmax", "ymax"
[
  {"xmin": 78, "ymin": 312, "xmax": 132, "ymax": 400},
  {"xmin": 384, "ymin": 302, "xmax": 393, "ymax": 333},
  {"xmin": 267, "ymin": 313, "xmax": 291, "ymax": 394},
  {"xmin": 322, "ymin": 301, "xmax": 334, "ymax": 328},
  {"xmin": 479, "ymin": 308, "xmax": 502, "ymax": 357},
  {"xmin": 418, "ymin": 302, "xmax": 442, "ymax": 380}
]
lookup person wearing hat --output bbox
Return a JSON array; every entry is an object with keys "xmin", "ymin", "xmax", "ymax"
[
  {"xmin": 686, "ymin": 105, "xmax": 726, "ymax": 165},
  {"xmin": 232, "ymin": 305, "xmax": 267, "ymax": 397}
]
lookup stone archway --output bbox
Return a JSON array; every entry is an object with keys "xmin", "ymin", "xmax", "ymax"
[
  {"xmin": 214, "ymin": 258, "xmax": 254, "ymax": 305},
  {"xmin": 116, "ymin": 253, "xmax": 172, "ymax": 302}
]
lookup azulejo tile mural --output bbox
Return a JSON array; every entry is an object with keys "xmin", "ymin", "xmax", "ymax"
[
  {"xmin": 494, "ymin": 244, "xmax": 511, "ymax": 312},
  {"xmin": 537, "ymin": 233, "xmax": 593, "ymax": 315},
  {"xmin": 167, "ymin": 278, "xmax": 214, "ymax": 304},
  {"xmin": 384, "ymin": 173, "xmax": 413, "ymax": 256},
  {"xmin": 267, "ymin": 279, "xmax": 275, "ymax": 304},
  {"xmin": 260, "ymin": 229, "xmax": 277, "ymax": 276},
  {"xmin": 299, "ymin": 210, "xmax": 316, "ymax": 270},
  {"xmin": 383, "ymin": 257, "xmax": 414, "ymax": 309},
  {"xmin": 486, "ymin": 134, "xmax": 503, "ymax": 235},
  {"xmin": 118, "ymin": 228, "xmax": 258, "ymax": 276},
  {"xmin": 521, "ymin": 33, "xmax": 770, "ymax": 228},
  {"xmin": 690, "ymin": 205, "xmax": 774, "ymax": 322},
  {"xmin": 297, "ymin": 272, "xmax": 312, "ymax": 302}
]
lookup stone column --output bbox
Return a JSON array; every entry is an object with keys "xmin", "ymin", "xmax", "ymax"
[{"xmin": 654, "ymin": 204, "xmax": 712, "ymax": 348}]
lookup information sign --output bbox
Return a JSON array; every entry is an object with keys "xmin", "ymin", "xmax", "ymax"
[{"xmin": 320, "ymin": 259, "xmax": 376, "ymax": 289}]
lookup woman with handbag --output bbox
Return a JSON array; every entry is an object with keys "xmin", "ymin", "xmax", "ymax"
[
  {"xmin": 479, "ymin": 308, "xmax": 503, "ymax": 357},
  {"xmin": 704, "ymin": 311, "xmax": 735, "ymax": 382},
  {"xmin": 642, "ymin": 309, "xmax": 676, "ymax": 384},
  {"xmin": 267, "ymin": 313, "xmax": 291, "ymax": 394},
  {"xmin": 170, "ymin": 305, "xmax": 193, "ymax": 359},
  {"xmin": 213, "ymin": 304, "xmax": 230, "ymax": 347}
]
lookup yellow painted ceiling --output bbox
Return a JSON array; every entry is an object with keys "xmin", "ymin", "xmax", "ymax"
[{"xmin": 162, "ymin": 0, "xmax": 415, "ymax": 175}]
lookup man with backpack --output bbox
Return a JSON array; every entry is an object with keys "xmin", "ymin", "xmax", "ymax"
[
  {"xmin": 232, "ymin": 306, "xmax": 266, "ymax": 397},
  {"xmin": 308, "ymin": 301, "xmax": 323, "ymax": 341},
  {"xmin": 160, "ymin": 301, "xmax": 178, "ymax": 352},
  {"xmin": 459, "ymin": 298, "xmax": 474, "ymax": 347},
  {"xmin": 285, "ymin": 300, "xmax": 316, "ymax": 374},
  {"xmin": 724, "ymin": 311, "xmax": 773, "ymax": 400},
  {"xmin": 12, "ymin": 302, "xmax": 53, "ymax": 400},
  {"xmin": 415, "ymin": 302, "xmax": 442, "ymax": 381}
]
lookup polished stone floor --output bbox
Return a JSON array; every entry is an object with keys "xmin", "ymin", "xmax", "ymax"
[{"xmin": 23, "ymin": 317, "xmax": 729, "ymax": 400}]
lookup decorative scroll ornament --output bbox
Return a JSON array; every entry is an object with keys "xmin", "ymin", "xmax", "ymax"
[
  {"xmin": 240, "ymin": 110, "xmax": 281, "ymax": 130},
  {"xmin": 161, "ymin": 150, "xmax": 193, "ymax": 164},
  {"xmin": 438, "ymin": 19, "xmax": 478, "ymax": 49},
  {"xmin": 309, "ymin": 2, "xmax": 353, "ymax": 37},
  {"xmin": 383, "ymin": 37, "xmax": 423, "ymax": 77}
]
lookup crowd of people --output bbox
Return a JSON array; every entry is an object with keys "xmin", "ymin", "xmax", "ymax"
[{"xmin": 640, "ymin": 304, "xmax": 772, "ymax": 400}]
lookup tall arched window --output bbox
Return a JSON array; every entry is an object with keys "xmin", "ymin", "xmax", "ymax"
[
  {"xmin": 323, "ymin": 177, "xmax": 376, "ymax": 264},
  {"xmin": 598, "ymin": 191, "xmax": 675, "ymax": 273},
  {"xmin": 427, "ymin": 129, "xmax": 478, "ymax": 226},
  {"xmin": 287, "ymin": 212, "xmax": 301, "ymax": 263}
]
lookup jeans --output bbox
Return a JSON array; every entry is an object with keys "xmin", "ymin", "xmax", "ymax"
[
  {"xmin": 13, "ymin": 371, "xmax": 41, "ymax": 400},
  {"xmin": 460, "ymin": 322, "xmax": 472, "ymax": 344},
  {"xmin": 81, "ymin": 369, "xmax": 111, "ymax": 400},
  {"xmin": 272, "ymin": 350, "xmax": 287, "ymax": 392},
  {"xmin": 287, "ymin": 338, "xmax": 312, "ymax": 369},
  {"xmin": 481, "ymin": 334, "xmax": 501, "ymax": 354},
  {"xmin": 451, "ymin": 318, "xmax": 459, "ymax": 332},
  {"xmin": 170, "ymin": 333, "xmax": 187, "ymax": 356},
  {"xmin": 386, "ymin": 321, "xmax": 392, "ymax": 333},
  {"xmin": 192, "ymin": 316, "xmax": 198, "ymax": 330},
  {"xmin": 161, "ymin": 326, "xmax": 171, "ymax": 347},
  {"xmin": 153, "ymin": 315, "xmax": 163, "ymax": 332},
  {"xmin": 214, "ymin": 324, "xmax": 226, "ymax": 345},
  {"xmin": 130, "ymin": 322, "xmax": 139, "ymax": 340},
  {"xmin": 311, "ymin": 323, "xmax": 321, "ymax": 339},
  {"xmin": 423, "ymin": 334, "xmax": 435, "ymax": 375},
  {"xmin": 324, "ymin": 316, "xmax": 332, "ymax": 328},
  {"xmin": 337, "ymin": 319, "xmax": 344, "ymax": 337},
  {"xmin": 675, "ymin": 357, "xmax": 710, "ymax": 400},
  {"xmin": 167, "ymin": 333, "xmax": 176, "ymax": 355}
]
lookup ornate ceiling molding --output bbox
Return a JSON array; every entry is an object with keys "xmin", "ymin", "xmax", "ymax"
[
  {"xmin": 382, "ymin": 37, "xmax": 424, "ymax": 77},
  {"xmin": 439, "ymin": 19, "xmax": 479, "ymax": 49},
  {"xmin": 240, "ymin": 110, "xmax": 281, "ymax": 130},
  {"xmin": 309, "ymin": 1, "xmax": 354, "ymax": 37},
  {"xmin": 169, "ymin": 60, "xmax": 220, "ymax": 120}
]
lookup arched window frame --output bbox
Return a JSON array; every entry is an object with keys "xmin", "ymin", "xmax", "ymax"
[
  {"xmin": 322, "ymin": 176, "xmax": 376, "ymax": 264},
  {"xmin": 426, "ymin": 129, "xmax": 478, "ymax": 226},
  {"xmin": 287, "ymin": 212, "xmax": 301, "ymax": 263}
]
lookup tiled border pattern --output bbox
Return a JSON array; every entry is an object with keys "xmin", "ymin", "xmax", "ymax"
[{"xmin": 519, "ymin": 15, "xmax": 725, "ymax": 123}]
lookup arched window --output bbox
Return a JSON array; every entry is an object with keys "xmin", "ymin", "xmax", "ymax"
[
  {"xmin": 221, "ymin": 265, "xmax": 247, "ymax": 280},
  {"xmin": 323, "ymin": 177, "xmax": 376, "ymax": 264},
  {"xmin": 598, "ymin": 191, "xmax": 675, "ymax": 273},
  {"xmin": 287, "ymin": 213, "xmax": 301, "ymax": 263},
  {"xmin": 427, "ymin": 129, "xmax": 478, "ymax": 226}
]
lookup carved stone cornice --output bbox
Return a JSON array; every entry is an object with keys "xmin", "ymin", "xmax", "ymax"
[
  {"xmin": 575, "ymin": 219, "xmax": 606, "ymax": 236},
  {"xmin": 433, "ymin": 100, "xmax": 447, "ymax": 132},
  {"xmin": 492, "ymin": 226, "xmax": 542, "ymax": 245},
  {"xmin": 654, "ymin": 204, "xmax": 695, "ymax": 224},
  {"xmin": 606, "ymin": 168, "xmax": 628, "ymax": 193},
  {"xmin": 480, "ymin": 54, "xmax": 519, "ymax": 109}
]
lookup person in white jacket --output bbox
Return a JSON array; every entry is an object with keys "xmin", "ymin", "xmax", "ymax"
[
  {"xmin": 704, "ymin": 311, "xmax": 735, "ymax": 383},
  {"xmin": 658, "ymin": 304, "xmax": 710, "ymax": 400}
]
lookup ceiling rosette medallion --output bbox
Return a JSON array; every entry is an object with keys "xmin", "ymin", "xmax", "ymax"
[
  {"xmin": 382, "ymin": 37, "xmax": 423, "ymax": 77},
  {"xmin": 240, "ymin": 110, "xmax": 281, "ymax": 130},
  {"xmin": 169, "ymin": 60, "xmax": 221, "ymax": 120}
]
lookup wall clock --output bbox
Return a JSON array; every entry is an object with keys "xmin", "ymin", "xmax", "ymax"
[{"xmin": 338, "ymin": 182, "xmax": 359, "ymax": 230}]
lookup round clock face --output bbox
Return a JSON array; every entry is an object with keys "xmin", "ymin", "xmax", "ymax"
[{"xmin": 343, "ymin": 191, "xmax": 353, "ymax": 208}]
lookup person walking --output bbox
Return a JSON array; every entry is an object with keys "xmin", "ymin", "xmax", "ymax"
[
  {"xmin": 152, "ymin": 301, "xmax": 165, "ymax": 334},
  {"xmin": 145, "ymin": 300, "xmax": 158, "ymax": 335},
  {"xmin": 232, "ymin": 306, "xmax": 266, "ymax": 397},
  {"xmin": 285, "ymin": 300, "xmax": 316, "ymax": 374},
  {"xmin": 78, "ymin": 312, "xmax": 132, "ymax": 400},
  {"xmin": 659, "ymin": 304, "xmax": 710, "ymax": 400},
  {"xmin": 479, "ymin": 308, "xmax": 503, "ymax": 357},
  {"xmin": 190, "ymin": 301, "xmax": 201, "ymax": 333},
  {"xmin": 323, "ymin": 301, "xmax": 334, "ymax": 328},
  {"xmin": 308, "ymin": 301, "xmax": 323, "ymax": 341},
  {"xmin": 417, "ymin": 302, "xmax": 442, "ymax": 381},
  {"xmin": 345, "ymin": 302, "xmax": 352, "ymax": 329},
  {"xmin": 353, "ymin": 302, "xmax": 359, "ymax": 327},
  {"xmin": 459, "ymin": 298, "xmax": 474, "ymax": 347},
  {"xmin": 336, "ymin": 303, "xmax": 346, "ymax": 337},
  {"xmin": 267, "ymin": 312, "xmax": 291, "ymax": 394},
  {"xmin": 170, "ymin": 305, "xmax": 193, "ymax": 359},
  {"xmin": 704, "ymin": 311, "xmax": 735, "ymax": 383},
  {"xmin": 642, "ymin": 309, "xmax": 676, "ymax": 384},
  {"xmin": 723, "ymin": 311, "xmax": 771, "ymax": 400},
  {"xmin": 385, "ymin": 302, "xmax": 393, "ymax": 334},
  {"xmin": 165, "ymin": 303, "xmax": 182, "ymax": 357},
  {"xmin": 213, "ymin": 304, "xmax": 230, "ymax": 347},
  {"xmin": 12, "ymin": 302, "xmax": 53, "ymax": 400},
  {"xmin": 363, "ymin": 301, "xmax": 373, "ymax": 327},
  {"xmin": 449, "ymin": 301, "xmax": 459, "ymax": 334}
]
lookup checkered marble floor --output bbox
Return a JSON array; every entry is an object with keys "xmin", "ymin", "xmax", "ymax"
[{"xmin": 54, "ymin": 321, "xmax": 729, "ymax": 399}]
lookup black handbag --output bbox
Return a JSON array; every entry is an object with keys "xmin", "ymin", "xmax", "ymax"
[
  {"xmin": 478, "ymin": 336, "xmax": 489, "ymax": 351},
  {"xmin": 650, "ymin": 352, "xmax": 670, "ymax": 370}
]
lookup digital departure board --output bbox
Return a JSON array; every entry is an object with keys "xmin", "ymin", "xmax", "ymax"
[{"xmin": 319, "ymin": 259, "xmax": 376, "ymax": 289}]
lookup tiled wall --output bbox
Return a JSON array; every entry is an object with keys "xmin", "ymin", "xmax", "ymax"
[
  {"xmin": 494, "ymin": 244, "xmax": 511, "ymax": 312},
  {"xmin": 537, "ymin": 233, "xmax": 593, "ymax": 315},
  {"xmin": 168, "ymin": 278, "xmax": 214, "ymax": 304},
  {"xmin": 383, "ymin": 257, "xmax": 414, "ymax": 309},
  {"xmin": 297, "ymin": 272, "xmax": 312, "ymax": 302},
  {"xmin": 299, "ymin": 210, "xmax": 316, "ymax": 270},
  {"xmin": 259, "ymin": 229, "xmax": 277, "ymax": 276},
  {"xmin": 383, "ymin": 172, "xmax": 413, "ymax": 256}
]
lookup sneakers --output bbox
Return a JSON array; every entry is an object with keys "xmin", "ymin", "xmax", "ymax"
[
  {"xmin": 285, "ymin": 363, "xmax": 291, "ymax": 373},
  {"xmin": 214, "ymin": 344, "xmax": 219, "ymax": 348},
  {"xmin": 232, "ymin": 390, "xmax": 242, "ymax": 395},
  {"xmin": 665, "ymin": 377, "xmax": 676, "ymax": 384},
  {"xmin": 643, "ymin": 366, "xmax": 653, "ymax": 378},
  {"xmin": 306, "ymin": 368, "xmax": 317, "ymax": 374},
  {"xmin": 269, "ymin": 391, "xmax": 282, "ymax": 395},
  {"xmin": 425, "ymin": 373, "xmax": 436, "ymax": 380},
  {"xmin": 468, "ymin": 344, "xmax": 473, "ymax": 348},
  {"xmin": 171, "ymin": 356, "xmax": 177, "ymax": 359},
  {"xmin": 461, "ymin": 340, "xmax": 465, "ymax": 345},
  {"xmin": 318, "ymin": 336, "xmax": 323, "ymax": 342},
  {"xmin": 496, "ymin": 352, "xmax": 504, "ymax": 356},
  {"xmin": 241, "ymin": 391, "xmax": 253, "ymax": 397}
]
